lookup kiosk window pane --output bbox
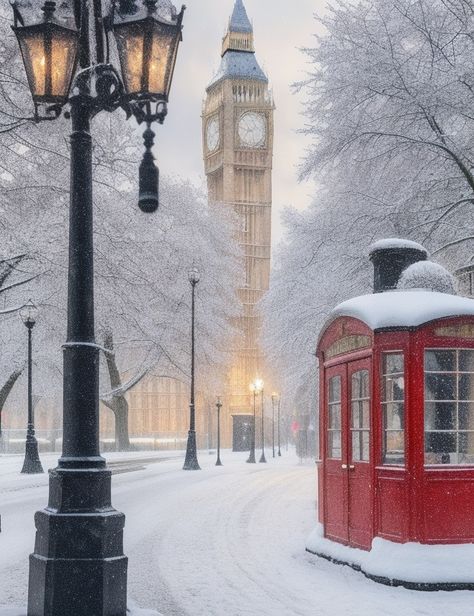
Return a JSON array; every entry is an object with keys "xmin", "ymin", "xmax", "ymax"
[
  {"xmin": 351, "ymin": 370, "xmax": 370, "ymax": 462},
  {"xmin": 425, "ymin": 350, "xmax": 456, "ymax": 372},
  {"xmin": 328, "ymin": 376, "xmax": 341, "ymax": 459},
  {"xmin": 382, "ymin": 353, "xmax": 405, "ymax": 465},
  {"xmin": 460, "ymin": 351, "xmax": 474, "ymax": 373},
  {"xmin": 425, "ymin": 349, "xmax": 474, "ymax": 465}
]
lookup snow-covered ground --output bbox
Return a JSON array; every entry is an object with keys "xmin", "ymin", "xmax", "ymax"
[{"xmin": 0, "ymin": 449, "xmax": 472, "ymax": 615}]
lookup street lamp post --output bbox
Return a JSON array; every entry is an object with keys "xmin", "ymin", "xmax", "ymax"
[
  {"xmin": 247, "ymin": 383, "xmax": 257, "ymax": 464},
  {"xmin": 259, "ymin": 385, "xmax": 267, "ymax": 464},
  {"xmin": 183, "ymin": 266, "xmax": 201, "ymax": 471},
  {"xmin": 20, "ymin": 300, "xmax": 44, "ymax": 475},
  {"xmin": 277, "ymin": 394, "xmax": 282, "ymax": 457},
  {"xmin": 272, "ymin": 392, "xmax": 281, "ymax": 458},
  {"xmin": 271, "ymin": 393, "xmax": 276, "ymax": 459},
  {"xmin": 11, "ymin": 0, "xmax": 185, "ymax": 613},
  {"xmin": 216, "ymin": 397, "xmax": 223, "ymax": 467}
]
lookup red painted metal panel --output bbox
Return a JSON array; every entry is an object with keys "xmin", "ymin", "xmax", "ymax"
[
  {"xmin": 376, "ymin": 474, "xmax": 408, "ymax": 541},
  {"xmin": 423, "ymin": 473, "xmax": 474, "ymax": 542}
]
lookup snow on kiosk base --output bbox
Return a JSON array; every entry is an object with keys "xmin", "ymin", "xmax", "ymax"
[{"xmin": 309, "ymin": 239, "xmax": 474, "ymax": 590}]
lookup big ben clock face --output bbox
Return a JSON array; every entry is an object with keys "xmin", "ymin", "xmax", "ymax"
[
  {"xmin": 206, "ymin": 116, "xmax": 220, "ymax": 153},
  {"xmin": 238, "ymin": 112, "xmax": 266, "ymax": 148}
]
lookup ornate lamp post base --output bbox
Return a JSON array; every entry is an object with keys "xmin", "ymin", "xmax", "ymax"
[
  {"xmin": 28, "ymin": 464, "xmax": 127, "ymax": 616},
  {"xmin": 183, "ymin": 429, "xmax": 201, "ymax": 470},
  {"xmin": 21, "ymin": 429, "xmax": 43, "ymax": 474}
]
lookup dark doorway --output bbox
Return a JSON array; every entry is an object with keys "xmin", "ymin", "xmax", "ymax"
[{"xmin": 232, "ymin": 414, "xmax": 253, "ymax": 452}]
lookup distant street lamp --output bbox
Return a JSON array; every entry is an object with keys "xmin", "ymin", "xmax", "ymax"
[
  {"xmin": 277, "ymin": 393, "xmax": 282, "ymax": 457},
  {"xmin": 271, "ymin": 393, "xmax": 277, "ymax": 458},
  {"xmin": 19, "ymin": 300, "xmax": 44, "ymax": 475},
  {"xmin": 247, "ymin": 379, "xmax": 263, "ymax": 464},
  {"xmin": 183, "ymin": 266, "xmax": 201, "ymax": 471},
  {"xmin": 215, "ymin": 397, "xmax": 223, "ymax": 467},
  {"xmin": 259, "ymin": 383, "xmax": 266, "ymax": 464},
  {"xmin": 272, "ymin": 392, "xmax": 281, "ymax": 458}
]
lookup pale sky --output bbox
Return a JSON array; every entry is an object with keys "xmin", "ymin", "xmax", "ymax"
[{"xmin": 155, "ymin": 0, "xmax": 326, "ymax": 246}]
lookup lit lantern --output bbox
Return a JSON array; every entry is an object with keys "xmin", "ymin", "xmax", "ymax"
[
  {"xmin": 19, "ymin": 300, "xmax": 39, "ymax": 326},
  {"xmin": 113, "ymin": 0, "xmax": 185, "ymax": 102},
  {"xmin": 11, "ymin": 0, "xmax": 79, "ymax": 107}
]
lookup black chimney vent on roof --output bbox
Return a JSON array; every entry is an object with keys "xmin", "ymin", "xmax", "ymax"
[{"xmin": 369, "ymin": 239, "xmax": 428, "ymax": 293}]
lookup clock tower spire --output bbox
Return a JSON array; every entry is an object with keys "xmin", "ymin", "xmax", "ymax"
[{"xmin": 202, "ymin": 0, "xmax": 274, "ymax": 449}]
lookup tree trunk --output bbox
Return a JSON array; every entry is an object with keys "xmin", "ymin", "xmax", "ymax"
[
  {"xmin": 0, "ymin": 368, "xmax": 24, "ymax": 434},
  {"xmin": 102, "ymin": 329, "xmax": 132, "ymax": 451}
]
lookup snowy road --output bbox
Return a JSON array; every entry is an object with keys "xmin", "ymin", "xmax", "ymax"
[{"xmin": 0, "ymin": 450, "xmax": 472, "ymax": 615}]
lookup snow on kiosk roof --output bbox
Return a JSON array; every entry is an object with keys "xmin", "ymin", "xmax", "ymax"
[{"xmin": 327, "ymin": 289, "xmax": 474, "ymax": 332}]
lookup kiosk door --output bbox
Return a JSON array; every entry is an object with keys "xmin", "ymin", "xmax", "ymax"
[
  {"xmin": 324, "ymin": 360, "xmax": 372, "ymax": 549},
  {"xmin": 347, "ymin": 360, "xmax": 372, "ymax": 549}
]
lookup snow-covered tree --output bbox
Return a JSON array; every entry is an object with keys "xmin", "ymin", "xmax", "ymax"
[
  {"xmin": 299, "ymin": 0, "xmax": 474, "ymax": 259},
  {"xmin": 263, "ymin": 0, "xmax": 474, "ymax": 412},
  {"xmin": 0, "ymin": 8, "xmax": 241, "ymax": 446}
]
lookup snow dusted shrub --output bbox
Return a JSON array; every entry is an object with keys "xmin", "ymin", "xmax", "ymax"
[{"xmin": 398, "ymin": 261, "xmax": 456, "ymax": 295}]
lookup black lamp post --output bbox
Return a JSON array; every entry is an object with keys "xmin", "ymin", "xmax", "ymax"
[
  {"xmin": 271, "ymin": 392, "xmax": 277, "ymax": 459},
  {"xmin": 11, "ymin": 0, "xmax": 184, "ymax": 613},
  {"xmin": 183, "ymin": 266, "xmax": 201, "ymax": 471},
  {"xmin": 19, "ymin": 300, "xmax": 44, "ymax": 475},
  {"xmin": 277, "ymin": 393, "xmax": 282, "ymax": 457},
  {"xmin": 247, "ymin": 379, "xmax": 261, "ymax": 464},
  {"xmin": 216, "ymin": 397, "xmax": 223, "ymax": 467},
  {"xmin": 259, "ymin": 384, "xmax": 266, "ymax": 464}
]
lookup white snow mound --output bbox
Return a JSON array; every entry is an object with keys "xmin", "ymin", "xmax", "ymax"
[
  {"xmin": 307, "ymin": 524, "xmax": 474, "ymax": 584},
  {"xmin": 398, "ymin": 261, "xmax": 456, "ymax": 295},
  {"xmin": 128, "ymin": 602, "xmax": 162, "ymax": 616}
]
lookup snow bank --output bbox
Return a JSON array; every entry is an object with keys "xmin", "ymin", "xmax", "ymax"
[
  {"xmin": 369, "ymin": 238, "xmax": 428, "ymax": 254},
  {"xmin": 128, "ymin": 600, "xmax": 162, "ymax": 615},
  {"xmin": 328, "ymin": 289, "xmax": 474, "ymax": 330},
  {"xmin": 307, "ymin": 524, "xmax": 474, "ymax": 584}
]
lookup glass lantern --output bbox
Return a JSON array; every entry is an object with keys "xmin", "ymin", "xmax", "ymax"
[
  {"xmin": 12, "ymin": 0, "xmax": 79, "ymax": 106},
  {"xmin": 113, "ymin": 0, "xmax": 185, "ymax": 101}
]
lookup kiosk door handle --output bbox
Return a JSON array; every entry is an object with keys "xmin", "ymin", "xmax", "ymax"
[
  {"xmin": 341, "ymin": 464, "xmax": 348, "ymax": 470},
  {"xmin": 349, "ymin": 465, "xmax": 355, "ymax": 470}
]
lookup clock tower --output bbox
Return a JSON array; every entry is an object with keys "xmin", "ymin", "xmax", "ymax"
[{"xmin": 203, "ymin": 0, "xmax": 274, "ymax": 446}]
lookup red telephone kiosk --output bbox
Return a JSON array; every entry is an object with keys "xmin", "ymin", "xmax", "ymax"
[{"xmin": 308, "ymin": 240, "xmax": 474, "ymax": 590}]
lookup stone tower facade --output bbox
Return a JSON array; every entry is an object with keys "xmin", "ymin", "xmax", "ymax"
[{"xmin": 202, "ymin": 0, "xmax": 274, "ymax": 445}]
